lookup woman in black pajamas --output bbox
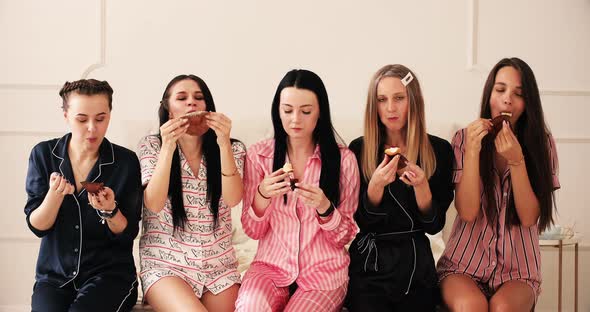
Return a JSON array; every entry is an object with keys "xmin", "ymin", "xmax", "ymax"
[
  {"xmin": 25, "ymin": 79, "xmax": 142, "ymax": 312},
  {"xmin": 345, "ymin": 65, "xmax": 454, "ymax": 312}
]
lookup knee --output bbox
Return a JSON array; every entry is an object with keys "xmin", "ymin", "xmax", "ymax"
[
  {"xmin": 31, "ymin": 282, "xmax": 72, "ymax": 312},
  {"xmin": 445, "ymin": 294, "xmax": 488, "ymax": 312},
  {"xmin": 489, "ymin": 295, "xmax": 514, "ymax": 312},
  {"xmin": 235, "ymin": 285, "xmax": 274, "ymax": 312}
]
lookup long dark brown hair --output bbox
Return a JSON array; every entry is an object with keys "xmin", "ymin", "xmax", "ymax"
[
  {"xmin": 479, "ymin": 58, "xmax": 556, "ymax": 232},
  {"xmin": 157, "ymin": 74, "xmax": 223, "ymax": 231}
]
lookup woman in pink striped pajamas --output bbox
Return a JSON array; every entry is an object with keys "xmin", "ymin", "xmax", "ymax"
[
  {"xmin": 235, "ymin": 69, "xmax": 360, "ymax": 312},
  {"xmin": 437, "ymin": 58, "xmax": 560, "ymax": 311}
]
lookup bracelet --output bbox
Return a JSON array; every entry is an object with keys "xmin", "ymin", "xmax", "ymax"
[
  {"xmin": 221, "ymin": 167, "xmax": 239, "ymax": 177},
  {"xmin": 508, "ymin": 156, "xmax": 525, "ymax": 167},
  {"xmin": 257, "ymin": 184, "xmax": 271, "ymax": 200},
  {"xmin": 317, "ymin": 202, "xmax": 335, "ymax": 218},
  {"xmin": 98, "ymin": 201, "xmax": 119, "ymax": 218}
]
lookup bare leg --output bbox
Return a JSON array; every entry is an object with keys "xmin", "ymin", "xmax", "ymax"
[
  {"xmin": 201, "ymin": 284, "xmax": 240, "ymax": 312},
  {"xmin": 145, "ymin": 276, "xmax": 207, "ymax": 312},
  {"xmin": 489, "ymin": 280, "xmax": 535, "ymax": 312},
  {"xmin": 440, "ymin": 274, "xmax": 488, "ymax": 312}
]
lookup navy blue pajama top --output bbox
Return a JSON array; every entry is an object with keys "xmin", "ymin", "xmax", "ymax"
[{"xmin": 24, "ymin": 133, "xmax": 142, "ymax": 287}]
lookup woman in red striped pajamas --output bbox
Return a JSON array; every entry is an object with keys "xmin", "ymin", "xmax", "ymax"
[
  {"xmin": 235, "ymin": 69, "xmax": 360, "ymax": 312},
  {"xmin": 437, "ymin": 58, "xmax": 560, "ymax": 311}
]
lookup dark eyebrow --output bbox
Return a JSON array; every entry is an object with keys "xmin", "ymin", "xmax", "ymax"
[
  {"xmin": 175, "ymin": 91, "xmax": 202, "ymax": 94},
  {"xmin": 494, "ymin": 82, "xmax": 522, "ymax": 89},
  {"xmin": 75, "ymin": 112, "xmax": 107, "ymax": 117},
  {"xmin": 281, "ymin": 103, "xmax": 312, "ymax": 108}
]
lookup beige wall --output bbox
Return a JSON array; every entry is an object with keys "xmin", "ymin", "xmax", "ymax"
[{"xmin": 1, "ymin": 0, "xmax": 588, "ymax": 311}]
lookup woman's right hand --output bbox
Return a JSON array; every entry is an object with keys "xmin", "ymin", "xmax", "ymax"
[
  {"xmin": 369, "ymin": 154, "xmax": 401, "ymax": 189},
  {"xmin": 160, "ymin": 117, "xmax": 189, "ymax": 150},
  {"xmin": 465, "ymin": 118, "xmax": 493, "ymax": 155},
  {"xmin": 257, "ymin": 169, "xmax": 291, "ymax": 200},
  {"xmin": 49, "ymin": 172, "xmax": 75, "ymax": 197}
]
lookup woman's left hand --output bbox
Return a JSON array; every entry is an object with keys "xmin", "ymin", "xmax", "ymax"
[
  {"xmin": 399, "ymin": 162, "xmax": 427, "ymax": 187},
  {"xmin": 294, "ymin": 183, "xmax": 331, "ymax": 214},
  {"xmin": 206, "ymin": 112, "xmax": 232, "ymax": 148},
  {"xmin": 89, "ymin": 187, "xmax": 117, "ymax": 212},
  {"xmin": 495, "ymin": 121, "xmax": 524, "ymax": 163}
]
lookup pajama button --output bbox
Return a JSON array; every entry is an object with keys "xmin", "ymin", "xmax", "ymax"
[
  {"xmin": 72, "ymin": 271, "xmax": 77, "ymax": 275},
  {"xmin": 491, "ymin": 261, "xmax": 496, "ymax": 266},
  {"xmin": 74, "ymin": 225, "xmax": 79, "ymax": 230},
  {"xmin": 74, "ymin": 248, "xmax": 78, "ymax": 253}
]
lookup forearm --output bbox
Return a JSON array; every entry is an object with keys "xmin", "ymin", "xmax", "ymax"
[
  {"xmin": 143, "ymin": 147, "xmax": 174, "ymax": 213},
  {"xmin": 455, "ymin": 154, "xmax": 481, "ymax": 222},
  {"xmin": 105, "ymin": 209, "xmax": 128, "ymax": 234},
  {"xmin": 318, "ymin": 209, "xmax": 357, "ymax": 248},
  {"xmin": 241, "ymin": 191, "xmax": 272, "ymax": 239},
  {"xmin": 414, "ymin": 182, "xmax": 433, "ymax": 214},
  {"xmin": 510, "ymin": 162, "xmax": 540, "ymax": 227},
  {"xmin": 366, "ymin": 180, "xmax": 385, "ymax": 207},
  {"xmin": 251, "ymin": 187, "xmax": 271, "ymax": 217},
  {"xmin": 29, "ymin": 192, "xmax": 63, "ymax": 231},
  {"xmin": 219, "ymin": 143, "xmax": 242, "ymax": 207}
]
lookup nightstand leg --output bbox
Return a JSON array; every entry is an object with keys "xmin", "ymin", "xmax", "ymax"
[
  {"xmin": 575, "ymin": 243, "xmax": 578, "ymax": 312},
  {"xmin": 558, "ymin": 240, "xmax": 562, "ymax": 312}
]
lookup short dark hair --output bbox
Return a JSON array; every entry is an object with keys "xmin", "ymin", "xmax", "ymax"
[{"xmin": 59, "ymin": 79, "xmax": 113, "ymax": 111}]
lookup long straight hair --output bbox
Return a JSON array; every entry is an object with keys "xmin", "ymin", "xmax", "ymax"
[
  {"xmin": 479, "ymin": 58, "xmax": 556, "ymax": 232},
  {"xmin": 157, "ymin": 74, "xmax": 222, "ymax": 231},
  {"xmin": 361, "ymin": 64, "xmax": 436, "ymax": 182},
  {"xmin": 270, "ymin": 69, "xmax": 343, "ymax": 207}
]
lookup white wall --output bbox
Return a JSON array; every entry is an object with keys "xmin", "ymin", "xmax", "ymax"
[{"xmin": 1, "ymin": 0, "xmax": 588, "ymax": 311}]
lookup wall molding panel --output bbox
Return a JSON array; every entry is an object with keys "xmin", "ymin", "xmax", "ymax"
[
  {"xmin": 0, "ymin": 131, "xmax": 64, "ymax": 138},
  {"xmin": 466, "ymin": 0, "xmax": 590, "ymax": 96},
  {"xmin": 0, "ymin": 0, "xmax": 106, "ymax": 90}
]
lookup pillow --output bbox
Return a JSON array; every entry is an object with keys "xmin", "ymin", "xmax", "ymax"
[{"xmin": 231, "ymin": 202, "xmax": 258, "ymax": 277}]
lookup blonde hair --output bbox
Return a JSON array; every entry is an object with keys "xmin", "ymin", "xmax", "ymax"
[{"xmin": 361, "ymin": 64, "xmax": 436, "ymax": 182}]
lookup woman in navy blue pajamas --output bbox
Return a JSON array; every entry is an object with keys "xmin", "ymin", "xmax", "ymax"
[{"xmin": 25, "ymin": 79, "xmax": 142, "ymax": 312}]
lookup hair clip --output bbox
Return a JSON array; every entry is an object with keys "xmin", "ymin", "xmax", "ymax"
[{"xmin": 401, "ymin": 72, "xmax": 414, "ymax": 87}]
